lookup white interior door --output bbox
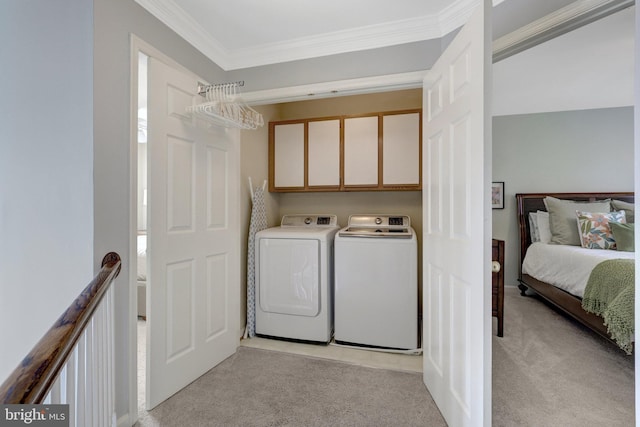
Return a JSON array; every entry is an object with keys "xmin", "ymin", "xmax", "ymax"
[
  {"xmin": 422, "ymin": 2, "xmax": 491, "ymax": 426},
  {"xmin": 146, "ymin": 58, "xmax": 240, "ymax": 409}
]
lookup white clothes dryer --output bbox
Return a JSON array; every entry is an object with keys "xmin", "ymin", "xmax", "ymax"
[
  {"xmin": 334, "ymin": 214, "xmax": 418, "ymax": 350},
  {"xmin": 255, "ymin": 215, "xmax": 339, "ymax": 343}
]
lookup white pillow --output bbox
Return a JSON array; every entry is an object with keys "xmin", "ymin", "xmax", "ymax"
[
  {"xmin": 528, "ymin": 212, "xmax": 540, "ymax": 242},
  {"xmin": 536, "ymin": 210, "xmax": 552, "ymax": 244}
]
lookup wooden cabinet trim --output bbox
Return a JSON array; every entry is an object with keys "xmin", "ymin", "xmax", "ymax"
[{"xmin": 270, "ymin": 109, "xmax": 422, "ymax": 192}]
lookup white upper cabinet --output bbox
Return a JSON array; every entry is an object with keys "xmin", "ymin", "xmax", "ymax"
[
  {"xmin": 344, "ymin": 116, "xmax": 379, "ymax": 187},
  {"xmin": 269, "ymin": 110, "xmax": 421, "ymax": 192},
  {"xmin": 308, "ymin": 120, "xmax": 340, "ymax": 187},
  {"xmin": 383, "ymin": 113, "xmax": 420, "ymax": 186},
  {"xmin": 273, "ymin": 123, "xmax": 305, "ymax": 188}
]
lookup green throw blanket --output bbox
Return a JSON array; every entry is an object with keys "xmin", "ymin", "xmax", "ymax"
[{"xmin": 582, "ymin": 259, "xmax": 635, "ymax": 354}]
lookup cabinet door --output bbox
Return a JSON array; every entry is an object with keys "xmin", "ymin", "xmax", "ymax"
[
  {"xmin": 308, "ymin": 120, "xmax": 340, "ymax": 187},
  {"xmin": 344, "ymin": 116, "xmax": 378, "ymax": 186},
  {"xmin": 383, "ymin": 113, "xmax": 420, "ymax": 186},
  {"xmin": 273, "ymin": 123, "xmax": 305, "ymax": 188}
]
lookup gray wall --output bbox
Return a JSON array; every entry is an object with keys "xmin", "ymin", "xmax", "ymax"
[
  {"xmin": 0, "ymin": 0, "xmax": 94, "ymax": 384},
  {"xmin": 93, "ymin": 0, "xmax": 228, "ymax": 421},
  {"xmin": 492, "ymin": 107, "xmax": 634, "ymax": 289},
  {"xmin": 229, "ymin": 41, "xmax": 441, "ymax": 92}
]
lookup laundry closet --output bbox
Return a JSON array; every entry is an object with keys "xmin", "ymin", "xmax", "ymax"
[{"xmin": 240, "ymin": 88, "xmax": 424, "ymax": 348}]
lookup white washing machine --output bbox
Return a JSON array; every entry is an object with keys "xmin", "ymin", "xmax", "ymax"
[
  {"xmin": 255, "ymin": 214, "xmax": 339, "ymax": 343},
  {"xmin": 334, "ymin": 214, "xmax": 418, "ymax": 350}
]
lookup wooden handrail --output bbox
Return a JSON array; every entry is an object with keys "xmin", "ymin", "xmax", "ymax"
[{"xmin": 0, "ymin": 252, "xmax": 122, "ymax": 404}]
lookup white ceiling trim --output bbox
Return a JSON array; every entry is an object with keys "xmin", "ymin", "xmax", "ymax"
[
  {"xmin": 135, "ymin": 0, "xmax": 231, "ymax": 66},
  {"xmin": 241, "ymin": 71, "xmax": 427, "ymax": 106},
  {"xmin": 135, "ymin": 0, "xmax": 479, "ymax": 71},
  {"xmin": 225, "ymin": 0, "xmax": 479, "ymax": 70},
  {"xmin": 438, "ymin": 0, "xmax": 481, "ymax": 35},
  {"xmin": 225, "ymin": 16, "xmax": 443, "ymax": 71}
]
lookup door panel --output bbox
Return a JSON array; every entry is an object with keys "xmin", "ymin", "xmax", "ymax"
[
  {"xmin": 382, "ymin": 113, "xmax": 420, "ymax": 185},
  {"xmin": 422, "ymin": 2, "xmax": 491, "ymax": 426},
  {"xmin": 308, "ymin": 120, "xmax": 340, "ymax": 187},
  {"xmin": 166, "ymin": 260, "xmax": 194, "ymax": 361},
  {"xmin": 344, "ymin": 116, "xmax": 378, "ymax": 186},
  {"xmin": 206, "ymin": 253, "xmax": 227, "ymax": 339},
  {"xmin": 167, "ymin": 136, "xmax": 195, "ymax": 232},
  {"xmin": 206, "ymin": 146, "xmax": 227, "ymax": 228},
  {"xmin": 147, "ymin": 58, "xmax": 240, "ymax": 410},
  {"xmin": 274, "ymin": 123, "xmax": 305, "ymax": 188}
]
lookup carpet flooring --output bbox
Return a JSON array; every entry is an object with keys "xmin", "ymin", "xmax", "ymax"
[
  {"xmin": 492, "ymin": 287, "xmax": 634, "ymax": 426},
  {"xmin": 136, "ymin": 286, "xmax": 635, "ymax": 426},
  {"xmin": 136, "ymin": 347, "xmax": 444, "ymax": 426}
]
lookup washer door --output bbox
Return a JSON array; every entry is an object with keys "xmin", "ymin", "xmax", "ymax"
[{"xmin": 258, "ymin": 238, "xmax": 320, "ymax": 317}]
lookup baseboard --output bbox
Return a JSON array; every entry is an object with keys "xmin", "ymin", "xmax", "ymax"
[{"xmin": 117, "ymin": 412, "xmax": 132, "ymax": 427}]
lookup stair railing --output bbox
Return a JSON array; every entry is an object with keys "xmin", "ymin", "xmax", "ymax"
[{"xmin": 0, "ymin": 252, "xmax": 122, "ymax": 426}]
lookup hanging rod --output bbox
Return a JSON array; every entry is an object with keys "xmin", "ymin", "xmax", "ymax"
[{"xmin": 197, "ymin": 81, "xmax": 245, "ymax": 97}]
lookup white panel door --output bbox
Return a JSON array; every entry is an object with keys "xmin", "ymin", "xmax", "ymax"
[
  {"xmin": 147, "ymin": 58, "xmax": 240, "ymax": 409},
  {"xmin": 422, "ymin": 3, "xmax": 491, "ymax": 427}
]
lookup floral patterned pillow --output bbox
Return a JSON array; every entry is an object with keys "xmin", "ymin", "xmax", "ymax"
[{"xmin": 576, "ymin": 210, "xmax": 626, "ymax": 250}]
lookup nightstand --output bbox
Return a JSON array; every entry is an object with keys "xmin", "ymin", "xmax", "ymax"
[{"xmin": 492, "ymin": 239, "xmax": 505, "ymax": 337}]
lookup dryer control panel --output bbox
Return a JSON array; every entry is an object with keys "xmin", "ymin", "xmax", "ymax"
[{"xmin": 281, "ymin": 215, "xmax": 338, "ymax": 227}]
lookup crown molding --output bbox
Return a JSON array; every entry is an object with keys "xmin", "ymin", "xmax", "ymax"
[
  {"xmin": 438, "ymin": 0, "xmax": 480, "ymax": 36},
  {"xmin": 224, "ymin": 15, "xmax": 443, "ymax": 71},
  {"xmin": 493, "ymin": 0, "xmax": 635, "ymax": 62},
  {"xmin": 136, "ymin": 0, "xmax": 479, "ymax": 71},
  {"xmin": 135, "ymin": 0, "xmax": 232, "ymax": 68}
]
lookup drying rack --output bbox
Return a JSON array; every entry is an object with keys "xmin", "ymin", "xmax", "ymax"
[{"xmin": 187, "ymin": 81, "xmax": 264, "ymax": 130}]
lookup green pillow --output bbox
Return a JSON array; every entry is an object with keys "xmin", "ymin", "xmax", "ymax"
[
  {"xmin": 543, "ymin": 196, "xmax": 611, "ymax": 246},
  {"xmin": 611, "ymin": 222, "xmax": 634, "ymax": 252},
  {"xmin": 611, "ymin": 199, "xmax": 635, "ymax": 223}
]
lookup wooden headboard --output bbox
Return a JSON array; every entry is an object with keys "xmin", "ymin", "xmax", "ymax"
[{"xmin": 515, "ymin": 192, "xmax": 634, "ymax": 277}]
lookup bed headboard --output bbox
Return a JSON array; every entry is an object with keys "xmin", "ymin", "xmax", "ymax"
[{"xmin": 515, "ymin": 192, "xmax": 634, "ymax": 277}]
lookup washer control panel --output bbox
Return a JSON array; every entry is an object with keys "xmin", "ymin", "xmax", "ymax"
[{"xmin": 339, "ymin": 215, "xmax": 412, "ymax": 238}]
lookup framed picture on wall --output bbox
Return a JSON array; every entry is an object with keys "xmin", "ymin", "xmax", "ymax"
[{"xmin": 492, "ymin": 182, "xmax": 504, "ymax": 209}]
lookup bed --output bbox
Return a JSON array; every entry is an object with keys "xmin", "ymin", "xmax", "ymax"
[
  {"xmin": 516, "ymin": 192, "xmax": 634, "ymax": 352},
  {"xmin": 137, "ymin": 233, "xmax": 147, "ymax": 319}
]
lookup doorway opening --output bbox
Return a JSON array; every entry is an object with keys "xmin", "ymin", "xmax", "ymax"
[{"xmin": 135, "ymin": 51, "xmax": 149, "ymax": 415}]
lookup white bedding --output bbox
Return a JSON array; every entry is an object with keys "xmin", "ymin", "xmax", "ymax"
[
  {"xmin": 522, "ymin": 242, "xmax": 634, "ymax": 298},
  {"xmin": 137, "ymin": 234, "xmax": 147, "ymax": 281}
]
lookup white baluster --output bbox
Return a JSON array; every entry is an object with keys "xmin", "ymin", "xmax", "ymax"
[
  {"xmin": 88, "ymin": 319, "xmax": 97, "ymax": 427},
  {"xmin": 36, "ymin": 284, "xmax": 117, "ymax": 426},
  {"xmin": 50, "ymin": 371, "xmax": 62, "ymax": 404},
  {"xmin": 65, "ymin": 349, "xmax": 76, "ymax": 427},
  {"xmin": 77, "ymin": 330, "xmax": 86, "ymax": 427},
  {"xmin": 107, "ymin": 287, "xmax": 116, "ymax": 426}
]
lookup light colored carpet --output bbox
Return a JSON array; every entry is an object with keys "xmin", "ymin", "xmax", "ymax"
[
  {"xmin": 492, "ymin": 286, "xmax": 634, "ymax": 426},
  {"xmin": 136, "ymin": 346, "xmax": 445, "ymax": 426},
  {"xmin": 136, "ymin": 286, "xmax": 635, "ymax": 426}
]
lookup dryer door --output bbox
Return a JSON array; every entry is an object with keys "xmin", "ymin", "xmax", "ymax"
[{"xmin": 258, "ymin": 238, "xmax": 320, "ymax": 317}]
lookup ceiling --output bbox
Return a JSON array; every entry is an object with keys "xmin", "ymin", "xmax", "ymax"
[
  {"xmin": 135, "ymin": 0, "xmax": 635, "ymax": 114},
  {"xmin": 493, "ymin": 4, "xmax": 635, "ymax": 115},
  {"xmin": 135, "ymin": 0, "xmax": 489, "ymax": 70}
]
